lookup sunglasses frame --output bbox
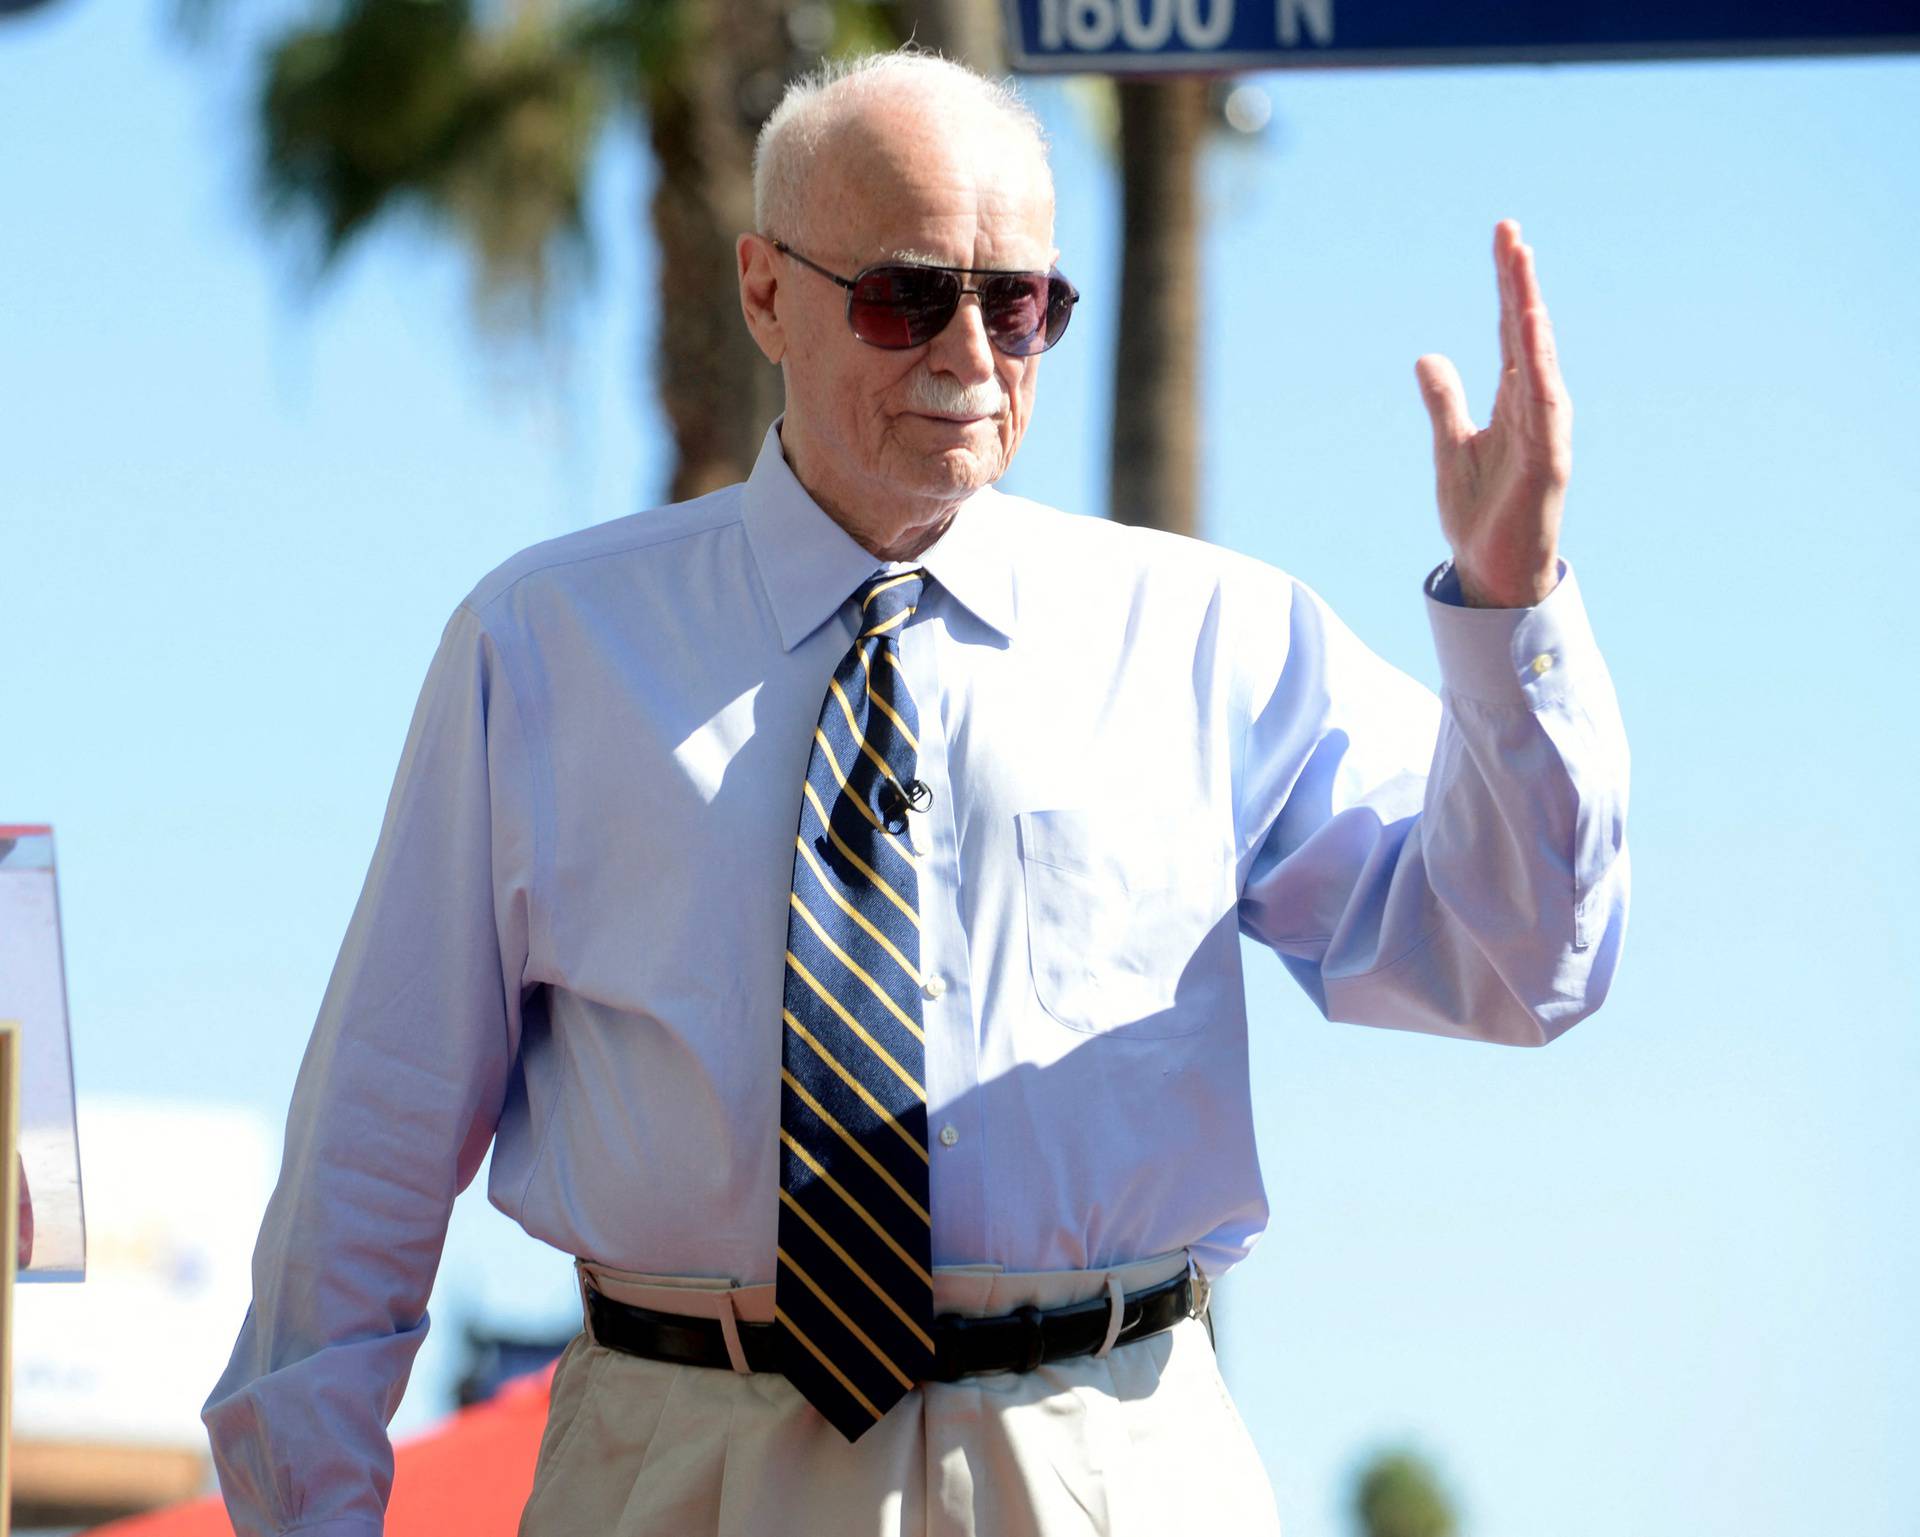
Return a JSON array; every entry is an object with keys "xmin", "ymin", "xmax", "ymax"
[{"xmin": 768, "ymin": 238, "xmax": 1079, "ymax": 357}]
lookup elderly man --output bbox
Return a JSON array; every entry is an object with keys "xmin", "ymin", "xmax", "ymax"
[{"xmin": 205, "ymin": 48, "xmax": 1627, "ymax": 1537}]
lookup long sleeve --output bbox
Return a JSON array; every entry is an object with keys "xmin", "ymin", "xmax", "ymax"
[
  {"xmin": 203, "ymin": 602, "xmax": 537, "ymax": 1536},
  {"xmin": 1235, "ymin": 561, "xmax": 1628, "ymax": 1045}
]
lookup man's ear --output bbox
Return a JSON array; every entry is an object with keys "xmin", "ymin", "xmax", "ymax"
[{"xmin": 738, "ymin": 233, "xmax": 786, "ymax": 365}]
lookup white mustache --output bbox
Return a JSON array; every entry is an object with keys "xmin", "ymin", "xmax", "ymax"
[{"xmin": 903, "ymin": 371, "xmax": 1006, "ymax": 418}]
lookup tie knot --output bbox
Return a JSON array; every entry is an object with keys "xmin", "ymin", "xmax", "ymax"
[{"xmin": 856, "ymin": 569, "xmax": 925, "ymax": 641}]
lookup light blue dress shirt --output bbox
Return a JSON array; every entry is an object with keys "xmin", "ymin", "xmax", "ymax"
[{"xmin": 204, "ymin": 423, "xmax": 1629, "ymax": 1534}]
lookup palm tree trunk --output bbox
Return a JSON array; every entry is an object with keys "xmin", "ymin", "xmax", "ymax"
[
  {"xmin": 1109, "ymin": 77, "xmax": 1207, "ymax": 537},
  {"xmin": 644, "ymin": 0, "xmax": 789, "ymax": 501},
  {"xmin": 892, "ymin": 0, "xmax": 1002, "ymax": 67}
]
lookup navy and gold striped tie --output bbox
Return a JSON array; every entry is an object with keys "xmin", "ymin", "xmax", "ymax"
[{"xmin": 776, "ymin": 567, "xmax": 935, "ymax": 1441}]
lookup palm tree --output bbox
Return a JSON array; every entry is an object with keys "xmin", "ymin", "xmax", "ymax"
[{"xmin": 221, "ymin": 0, "xmax": 904, "ymax": 501}]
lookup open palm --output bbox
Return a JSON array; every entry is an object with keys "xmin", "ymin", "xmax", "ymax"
[{"xmin": 1415, "ymin": 221, "xmax": 1571, "ymax": 608}]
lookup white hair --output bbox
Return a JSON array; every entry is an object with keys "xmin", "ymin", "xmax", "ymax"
[{"xmin": 752, "ymin": 49, "xmax": 1052, "ymax": 242}]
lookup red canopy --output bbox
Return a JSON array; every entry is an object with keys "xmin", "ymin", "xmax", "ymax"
[{"xmin": 93, "ymin": 1365, "xmax": 556, "ymax": 1536}]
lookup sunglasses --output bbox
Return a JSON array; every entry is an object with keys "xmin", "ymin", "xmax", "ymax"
[{"xmin": 770, "ymin": 239, "xmax": 1079, "ymax": 357}]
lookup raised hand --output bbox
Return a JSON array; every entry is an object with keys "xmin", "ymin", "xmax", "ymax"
[{"xmin": 1415, "ymin": 220, "xmax": 1570, "ymax": 608}]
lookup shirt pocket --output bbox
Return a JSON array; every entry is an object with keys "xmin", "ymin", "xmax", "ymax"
[{"xmin": 1015, "ymin": 807, "xmax": 1223, "ymax": 1039}]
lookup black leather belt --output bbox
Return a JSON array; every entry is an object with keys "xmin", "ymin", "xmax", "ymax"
[{"xmin": 584, "ymin": 1269, "xmax": 1196, "ymax": 1383}]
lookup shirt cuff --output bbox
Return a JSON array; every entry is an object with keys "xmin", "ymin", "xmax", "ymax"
[{"xmin": 1423, "ymin": 557, "xmax": 1601, "ymax": 707}]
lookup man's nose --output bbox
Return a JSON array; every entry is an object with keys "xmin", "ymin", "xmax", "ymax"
[{"xmin": 925, "ymin": 293, "xmax": 997, "ymax": 384}]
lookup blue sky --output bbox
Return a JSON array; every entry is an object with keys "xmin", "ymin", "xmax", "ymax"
[{"xmin": 3, "ymin": 5, "xmax": 1917, "ymax": 1535}]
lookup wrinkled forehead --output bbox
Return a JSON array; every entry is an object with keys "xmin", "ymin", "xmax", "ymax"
[{"xmin": 800, "ymin": 97, "xmax": 1056, "ymax": 272}]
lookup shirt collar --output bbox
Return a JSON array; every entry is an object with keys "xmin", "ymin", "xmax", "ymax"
[
  {"xmin": 915, "ymin": 480, "xmax": 1017, "ymax": 644},
  {"xmin": 740, "ymin": 419, "xmax": 1016, "ymax": 651},
  {"xmin": 741, "ymin": 422, "xmax": 887, "ymax": 652}
]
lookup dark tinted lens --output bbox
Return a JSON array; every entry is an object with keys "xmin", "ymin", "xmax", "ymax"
[
  {"xmin": 848, "ymin": 265, "xmax": 960, "ymax": 349},
  {"xmin": 981, "ymin": 272, "xmax": 1077, "ymax": 356},
  {"xmin": 979, "ymin": 273, "xmax": 1050, "ymax": 355}
]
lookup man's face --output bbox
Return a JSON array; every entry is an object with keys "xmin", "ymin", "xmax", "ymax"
[{"xmin": 766, "ymin": 100, "xmax": 1057, "ymax": 527}]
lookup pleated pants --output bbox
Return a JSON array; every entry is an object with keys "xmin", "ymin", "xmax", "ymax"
[{"xmin": 516, "ymin": 1249, "xmax": 1283, "ymax": 1537}]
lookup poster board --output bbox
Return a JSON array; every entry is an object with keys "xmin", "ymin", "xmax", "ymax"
[{"xmin": 0, "ymin": 826, "xmax": 85, "ymax": 1281}]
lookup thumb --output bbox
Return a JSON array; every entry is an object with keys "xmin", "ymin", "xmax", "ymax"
[{"xmin": 1415, "ymin": 353, "xmax": 1473, "ymax": 455}]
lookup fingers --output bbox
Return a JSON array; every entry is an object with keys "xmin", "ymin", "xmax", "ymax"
[
  {"xmin": 1415, "ymin": 353, "xmax": 1473, "ymax": 454},
  {"xmin": 1492, "ymin": 223, "xmax": 1570, "ymax": 413},
  {"xmin": 1511, "ymin": 240, "xmax": 1569, "ymax": 410},
  {"xmin": 1426, "ymin": 225, "xmax": 1567, "ymax": 462},
  {"xmin": 1495, "ymin": 220, "xmax": 1522, "ymax": 377}
]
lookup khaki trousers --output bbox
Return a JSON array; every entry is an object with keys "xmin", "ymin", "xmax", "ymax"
[{"xmin": 517, "ymin": 1250, "xmax": 1281, "ymax": 1537}]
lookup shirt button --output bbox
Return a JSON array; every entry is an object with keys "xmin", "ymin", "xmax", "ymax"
[
  {"xmin": 1529, "ymin": 652, "xmax": 1556, "ymax": 676},
  {"xmin": 909, "ymin": 817, "xmax": 931, "ymax": 856},
  {"xmin": 938, "ymin": 1124, "xmax": 959, "ymax": 1148},
  {"xmin": 922, "ymin": 974, "xmax": 948, "ymax": 1000}
]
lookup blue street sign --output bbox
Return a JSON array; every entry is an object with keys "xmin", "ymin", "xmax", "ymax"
[{"xmin": 1003, "ymin": 0, "xmax": 1920, "ymax": 72}]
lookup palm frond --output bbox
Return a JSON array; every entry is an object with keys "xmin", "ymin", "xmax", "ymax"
[{"xmin": 258, "ymin": 0, "xmax": 606, "ymax": 330}]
